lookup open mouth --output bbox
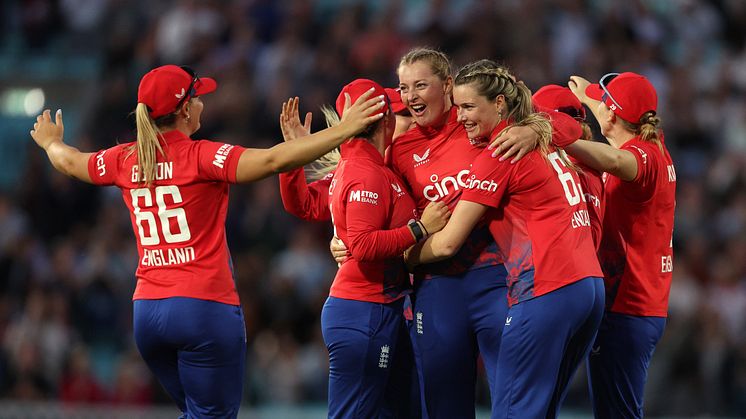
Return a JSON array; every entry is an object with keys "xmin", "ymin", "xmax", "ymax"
[
  {"xmin": 463, "ymin": 122, "xmax": 478, "ymax": 132},
  {"xmin": 410, "ymin": 104, "xmax": 426, "ymax": 116}
]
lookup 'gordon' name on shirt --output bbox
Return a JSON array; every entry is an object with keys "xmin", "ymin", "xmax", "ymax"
[{"xmin": 131, "ymin": 162, "xmax": 174, "ymax": 182}]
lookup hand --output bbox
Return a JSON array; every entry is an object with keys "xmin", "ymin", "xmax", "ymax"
[
  {"xmin": 568, "ymin": 76, "xmax": 591, "ymax": 105},
  {"xmin": 338, "ymin": 89, "xmax": 385, "ymax": 136},
  {"xmin": 419, "ymin": 201, "xmax": 450, "ymax": 235},
  {"xmin": 31, "ymin": 109, "xmax": 64, "ymax": 150},
  {"xmin": 329, "ymin": 236, "xmax": 349, "ymax": 265},
  {"xmin": 488, "ymin": 125, "xmax": 538, "ymax": 163},
  {"xmin": 279, "ymin": 97, "xmax": 312, "ymax": 142}
]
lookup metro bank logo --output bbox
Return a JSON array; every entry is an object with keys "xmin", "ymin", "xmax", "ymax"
[{"xmin": 349, "ymin": 190, "xmax": 379, "ymax": 205}]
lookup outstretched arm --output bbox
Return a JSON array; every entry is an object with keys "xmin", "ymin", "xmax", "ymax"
[
  {"xmin": 279, "ymin": 169, "xmax": 333, "ymax": 221},
  {"xmin": 565, "ymin": 141, "xmax": 638, "ymax": 181},
  {"xmin": 30, "ymin": 109, "xmax": 93, "ymax": 183},
  {"xmin": 235, "ymin": 90, "xmax": 384, "ymax": 183}
]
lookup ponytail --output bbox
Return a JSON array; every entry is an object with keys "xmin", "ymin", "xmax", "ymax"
[
  {"xmin": 304, "ymin": 105, "xmax": 343, "ymax": 182},
  {"xmin": 620, "ymin": 111, "xmax": 663, "ymax": 152},
  {"xmin": 130, "ymin": 103, "xmax": 166, "ymax": 186}
]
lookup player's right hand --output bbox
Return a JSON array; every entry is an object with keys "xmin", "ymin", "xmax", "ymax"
[
  {"xmin": 568, "ymin": 76, "xmax": 591, "ymax": 104},
  {"xmin": 339, "ymin": 89, "xmax": 385, "ymax": 135},
  {"xmin": 329, "ymin": 236, "xmax": 349, "ymax": 265},
  {"xmin": 31, "ymin": 109, "xmax": 64, "ymax": 150},
  {"xmin": 419, "ymin": 201, "xmax": 451, "ymax": 235},
  {"xmin": 279, "ymin": 97, "xmax": 312, "ymax": 142}
]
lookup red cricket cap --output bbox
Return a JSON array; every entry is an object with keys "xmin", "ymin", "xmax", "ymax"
[
  {"xmin": 335, "ymin": 78, "xmax": 387, "ymax": 118},
  {"xmin": 137, "ymin": 65, "xmax": 217, "ymax": 118},
  {"xmin": 385, "ymin": 88, "xmax": 407, "ymax": 114},
  {"xmin": 532, "ymin": 84, "xmax": 586, "ymax": 121},
  {"xmin": 585, "ymin": 72, "xmax": 657, "ymax": 124}
]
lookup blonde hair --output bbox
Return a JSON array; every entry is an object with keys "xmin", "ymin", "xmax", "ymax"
[
  {"xmin": 454, "ymin": 60, "xmax": 555, "ymax": 158},
  {"xmin": 303, "ymin": 105, "xmax": 343, "ymax": 182},
  {"xmin": 398, "ymin": 47, "xmax": 452, "ymax": 81},
  {"xmin": 128, "ymin": 103, "xmax": 166, "ymax": 186},
  {"xmin": 620, "ymin": 111, "xmax": 663, "ymax": 151}
]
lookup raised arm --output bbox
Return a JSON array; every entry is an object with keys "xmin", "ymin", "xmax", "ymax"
[
  {"xmin": 235, "ymin": 90, "xmax": 385, "ymax": 183},
  {"xmin": 566, "ymin": 76, "xmax": 638, "ymax": 181},
  {"xmin": 279, "ymin": 169, "xmax": 333, "ymax": 221},
  {"xmin": 30, "ymin": 109, "xmax": 93, "ymax": 183},
  {"xmin": 405, "ymin": 200, "xmax": 486, "ymax": 266}
]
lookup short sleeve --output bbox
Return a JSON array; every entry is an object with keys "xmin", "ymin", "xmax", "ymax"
[
  {"xmin": 87, "ymin": 145, "xmax": 123, "ymax": 186},
  {"xmin": 623, "ymin": 141, "xmax": 659, "ymax": 201},
  {"xmin": 460, "ymin": 149, "xmax": 512, "ymax": 208},
  {"xmin": 195, "ymin": 140, "xmax": 247, "ymax": 183}
]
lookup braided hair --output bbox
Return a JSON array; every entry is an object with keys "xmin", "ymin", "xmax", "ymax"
[{"xmin": 454, "ymin": 60, "xmax": 554, "ymax": 158}]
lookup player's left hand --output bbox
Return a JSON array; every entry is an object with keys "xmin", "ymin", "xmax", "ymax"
[
  {"xmin": 488, "ymin": 124, "xmax": 538, "ymax": 163},
  {"xmin": 330, "ymin": 236, "xmax": 350, "ymax": 266},
  {"xmin": 31, "ymin": 109, "xmax": 64, "ymax": 150},
  {"xmin": 279, "ymin": 97, "xmax": 312, "ymax": 142}
]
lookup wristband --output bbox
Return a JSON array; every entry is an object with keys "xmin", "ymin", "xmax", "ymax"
[
  {"xmin": 408, "ymin": 220, "xmax": 425, "ymax": 242},
  {"xmin": 417, "ymin": 220, "xmax": 429, "ymax": 237}
]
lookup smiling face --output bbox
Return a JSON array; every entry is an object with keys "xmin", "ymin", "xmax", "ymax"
[
  {"xmin": 453, "ymin": 83, "xmax": 503, "ymax": 141},
  {"xmin": 397, "ymin": 61, "xmax": 452, "ymax": 128}
]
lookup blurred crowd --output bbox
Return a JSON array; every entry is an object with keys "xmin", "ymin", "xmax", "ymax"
[{"xmin": 1, "ymin": 0, "xmax": 746, "ymax": 415}]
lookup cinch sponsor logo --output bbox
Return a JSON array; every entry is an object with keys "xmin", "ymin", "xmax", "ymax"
[
  {"xmin": 349, "ymin": 190, "xmax": 378, "ymax": 204},
  {"xmin": 584, "ymin": 193, "xmax": 601, "ymax": 208},
  {"xmin": 212, "ymin": 144, "xmax": 234, "ymax": 169},
  {"xmin": 96, "ymin": 150, "xmax": 107, "ymax": 176},
  {"xmin": 422, "ymin": 169, "xmax": 471, "ymax": 201},
  {"xmin": 465, "ymin": 175, "xmax": 499, "ymax": 193}
]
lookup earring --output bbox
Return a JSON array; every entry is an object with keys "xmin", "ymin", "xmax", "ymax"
[{"xmin": 186, "ymin": 114, "xmax": 191, "ymax": 122}]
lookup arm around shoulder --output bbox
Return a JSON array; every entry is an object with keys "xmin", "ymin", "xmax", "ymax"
[{"xmin": 565, "ymin": 140, "xmax": 638, "ymax": 181}]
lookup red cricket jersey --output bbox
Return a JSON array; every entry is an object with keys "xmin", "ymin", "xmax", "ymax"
[
  {"xmin": 388, "ymin": 107, "xmax": 502, "ymax": 278},
  {"xmin": 329, "ymin": 140, "xmax": 418, "ymax": 303},
  {"xmin": 87, "ymin": 130, "xmax": 245, "ymax": 305},
  {"xmin": 600, "ymin": 134, "xmax": 676, "ymax": 317},
  {"xmin": 573, "ymin": 158, "xmax": 604, "ymax": 251},
  {"xmin": 279, "ymin": 169, "xmax": 332, "ymax": 222},
  {"xmin": 461, "ymin": 136, "xmax": 603, "ymax": 306}
]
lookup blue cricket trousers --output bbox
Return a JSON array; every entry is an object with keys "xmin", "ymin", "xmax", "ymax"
[
  {"xmin": 321, "ymin": 296, "xmax": 411, "ymax": 419},
  {"xmin": 412, "ymin": 264, "xmax": 508, "ymax": 419},
  {"xmin": 587, "ymin": 312, "xmax": 666, "ymax": 419},
  {"xmin": 134, "ymin": 297, "xmax": 247, "ymax": 419},
  {"xmin": 492, "ymin": 276, "xmax": 605, "ymax": 419}
]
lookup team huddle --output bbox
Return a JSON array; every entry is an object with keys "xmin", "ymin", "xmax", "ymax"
[{"xmin": 29, "ymin": 46, "xmax": 675, "ymax": 419}]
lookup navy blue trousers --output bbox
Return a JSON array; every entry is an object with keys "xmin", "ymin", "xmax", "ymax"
[
  {"xmin": 492, "ymin": 276, "xmax": 605, "ymax": 419},
  {"xmin": 412, "ymin": 264, "xmax": 508, "ymax": 419},
  {"xmin": 321, "ymin": 296, "xmax": 412, "ymax": 419},
  {"xmin": 133, "ymin": 297, "xmax": 246, "ymax": 418},
  {"xmin": 587, "ymin": 312, "xmax": 666, "ymax": 419}
]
